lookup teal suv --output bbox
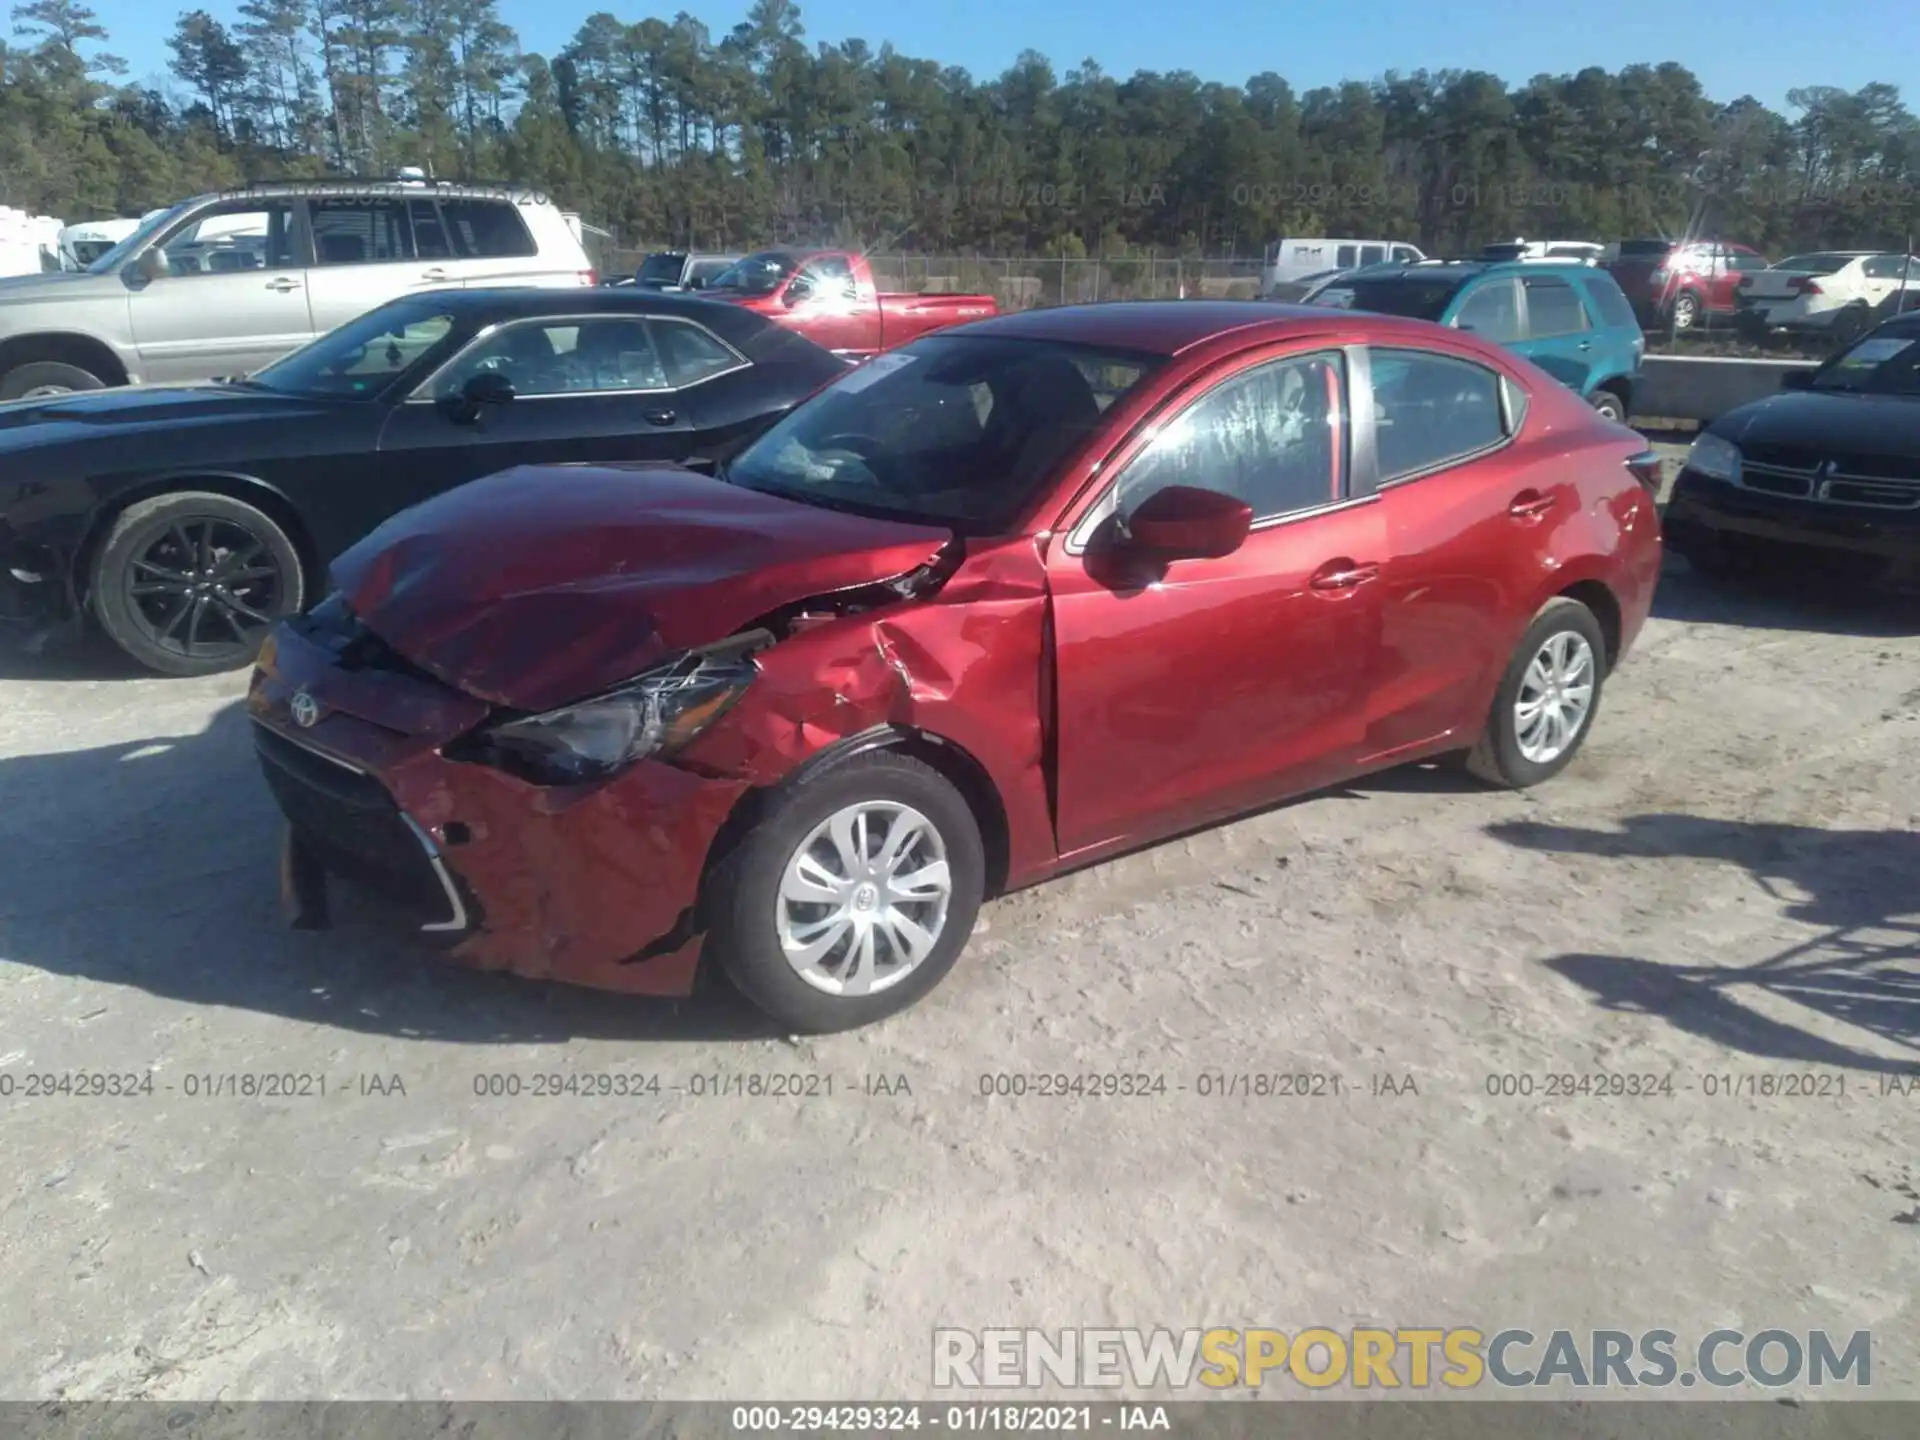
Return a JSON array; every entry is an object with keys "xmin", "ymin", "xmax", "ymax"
[{"xmin": 1311, "ymin": 261, "xmax": 1647, "ymax": 422}]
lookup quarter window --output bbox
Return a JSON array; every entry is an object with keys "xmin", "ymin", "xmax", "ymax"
[
  {"xmin": 1115, "ymin": 352, "xmax": 1345, "ymax": 524},
  {"xmin": 430, "ymin": 317, "xmax": 669, "ymax": 398},
  {"xmin": 1452, "ymin": 280, "xmax": 1523, "ymax": 342},
  {"xmin": 649, "ymin": 319, "xmax": 743, "ymax": 387},
  {"xmin": 438, "ymin": 200, "xmax": 539, "ymax": 259},
  {"xmin": 1368, "ymin": 349, "xmax": 1508, "ymax": 483},
  {"xmin": 1522, "ymin": 277, "xmax": 1590, "ymax": 338}
]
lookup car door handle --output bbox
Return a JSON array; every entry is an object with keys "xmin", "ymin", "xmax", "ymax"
[
  {"xmin": 643, "ymin": 409, "xmax": 677, "ymax": 426},
  {"xmin": 265, "ymin": 277, "xmax": 301, "ymax": 292},
  {"xmin": 1509, "ymin": 490, "xmax": 1556, "ymax": 520},
  {"xmin": 421, "ymin": 268, "xmax": 449, "ymax": 283},
  {"xmin": 1308, "ymin": 560, "xmax": 1380, "ymax": 591},
  {"xmin": 1577, "ymin": 340, "xmax": 1593, "ymax": 350}
]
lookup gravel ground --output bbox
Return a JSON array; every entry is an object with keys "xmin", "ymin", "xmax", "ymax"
[{"xmin": 3, "ymin": 450, "xmax": 1917, "ymax": 1402}]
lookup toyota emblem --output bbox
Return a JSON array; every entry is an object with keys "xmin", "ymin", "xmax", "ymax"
[{"xmin": 289, "ymin": 690, "xmax": 320, "ymax": 728}]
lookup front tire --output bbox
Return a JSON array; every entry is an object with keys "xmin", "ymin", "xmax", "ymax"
[
  {"xmin": 1668, "ymin": 290, "xmax": 1701, "ymax": 332},
  {"xmin": 1465, "ymin": 598, "xmax": 1608, "ymax": 790},
  {"xmin": 89, "ymin": 491, "xmax": 305, "ymax": 676},
  {"xmin": 0, "ymin": 360, "xmax": 107, "ymax": 401},
  {"xmin": 708, "ymin": 750, "xmax": 985, "ymax": 1033}
]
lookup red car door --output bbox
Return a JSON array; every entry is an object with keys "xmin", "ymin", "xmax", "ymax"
[
  {"xmin": 1046, "ymin": 345, "xmax": 1386, "ymax": 856},
  {"xmin": 784, "ymin": 254, "xmax": 881, "ymax": 357},
  {"xmin": 1356, "ymin": 343, "xmax": 1560, "ymax": 762}
]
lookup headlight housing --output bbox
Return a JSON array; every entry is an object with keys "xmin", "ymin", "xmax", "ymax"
[
  {"xmin": 471, "ymin": 633, "xmax": 764, "ymax": 784},
  {"xmin": 1686, "ymin": 432, "xmax": 1742, "ymax": 484}
]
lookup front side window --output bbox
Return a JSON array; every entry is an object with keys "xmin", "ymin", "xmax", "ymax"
[
  {"xmin": 1114, "ymin": 352, "xmax": 1345, "ymax": 524},
  {"xmin": 154, "ymin": 203, "xmax": 297, "ymax": 275},
  {"xmin": 1522, "ymin": 277, "xmax": 1590, "ymax": 338},
  {"xmin": 1811, "ymin": 326, "xmax": 1920, "ymax": 395},
  {"xmin": 309, "ymin": 199, "xmax": 414, "ymax": 266},
  {"xmin": 249, "ymin": 303, "xmax": 457, "ymax": 398},
  {"xmin": 727, "ymin": 335, "xmax": 1162, "ymax": 534},
  {"xmin": 1452, "ymin": 279, "xmax": 1523, "ymax": 342},
  {"xmin": 1368, "ymin": 348, "xmax": 1509, "ymax": 483},
  {"xmin": 430, "ymin": 317, "xmax": 670, "ymax": 398},
  {"xmin": 799, "ymin": 254, "xmax": 860, "ymax": 302}
]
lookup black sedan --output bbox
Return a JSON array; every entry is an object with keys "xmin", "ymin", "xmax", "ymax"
[
  {"xmin": 1665, "ymin": 313, "xmax": 1920, "ymax": 587},
  {"xmin": 0, "ymin": 288, "xmax": 848, "ymax": 675}
]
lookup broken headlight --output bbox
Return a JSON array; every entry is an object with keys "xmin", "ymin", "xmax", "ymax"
[{"xmin": 477, "ymin": 635, "xmax": 764, "ymax": 784}]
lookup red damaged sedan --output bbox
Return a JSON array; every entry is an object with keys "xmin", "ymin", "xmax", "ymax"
[{"xmin": 248, "ymin": 301, "xmax": 1663, "ymax": 1032}]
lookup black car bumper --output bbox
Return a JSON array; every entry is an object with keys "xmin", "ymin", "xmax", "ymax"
[{"xmin": 1664, "ymin": 467, "xmax": 1920, "ymax": 575}]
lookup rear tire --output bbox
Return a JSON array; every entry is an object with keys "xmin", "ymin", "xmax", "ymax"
[
  {"xmin": 707, "ymin": 750, "xmax": 986, "ymax": 1033},
  {"xmin": 1668, "ymin": 290, "xmax": 1701, "ymax": 332},
  {"xmin": 1465, "ymin": 598, "xmax": 1608, "ymax": 790},
  {"xmin": 90, "ymin": 491, "xmax": 305, "ymax": 677},
  {"xmin": 1830, "ymin": 305, "xmax": 1872, "ymax": 347},
  {"xmin": 0, "ymin": 360, "xmax": 107, "ymax": 401},
  {"xmin": 1589, "ymin": 388, "xmax": 1628, "ymax": 424}
]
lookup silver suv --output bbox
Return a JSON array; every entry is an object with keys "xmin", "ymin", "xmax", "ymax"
[{"xmin": 0, "ymin": 179, "xmax": 597, "ymax": 400}]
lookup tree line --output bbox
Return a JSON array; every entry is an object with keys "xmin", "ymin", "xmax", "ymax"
[{"xmin": 5, "ymin": 0, "xmax": 1919, "ymax": 260}]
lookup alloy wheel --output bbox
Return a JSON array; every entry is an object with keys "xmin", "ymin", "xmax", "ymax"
[
  {"xmin": 1514, "ymin": 631, "xmax": 1596, "ymax": 765},
  {"xmin": 776, "ymin": 800, "xmax": 954, "ymax": 997},
  {"xmin": 122, "ymin": 517, "xmax": 290, "ymax": 666}
]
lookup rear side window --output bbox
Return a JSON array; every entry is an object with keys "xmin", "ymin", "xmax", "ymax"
[
  {"xmin": 1368, "ymin": 349, "xmax": 1507, "ymax": 483},
  {"xmin": 309, "ymin": 199, "xmax": 414, "ymax": 265},
  {"xmin": 1581, "ymin": 272, "xmax": 1640, "ymax": 329},
  {"xmin": 1726, "ymin": 250, "xmax": 1768, "ymax": 272},
  {"xmin": 439, "ymin": 200, "xmax": 539, "ymax": 259},
  {"xmin": 649, "ymin": 319, "xmax": 743, "ymax": 386},
  {"xmin": 1336, "ymin": 244, "xmax": 1358, "ymax": 268},
  {"xmin": 1522, "ymin": 277, "xmax": 1590, "ymax": 337}
]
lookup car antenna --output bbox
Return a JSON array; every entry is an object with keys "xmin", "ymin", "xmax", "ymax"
[{"xmin": 1901, "ymin": 230, "xmax": 1913, "ymax": 316}]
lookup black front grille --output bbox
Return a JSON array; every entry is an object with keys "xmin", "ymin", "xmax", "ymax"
[
  {"xmin": 253, "ymin": 724, "xmax": 445, "ymax": 911},
  {"xmin": 1743, "ymin": 468, "xmax": 1814, "ymax": 499}
]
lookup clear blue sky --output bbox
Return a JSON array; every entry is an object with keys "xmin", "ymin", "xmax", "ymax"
[{"xmin": 89, "ymin": 0, "xmax": 1916, "ymax": 116}]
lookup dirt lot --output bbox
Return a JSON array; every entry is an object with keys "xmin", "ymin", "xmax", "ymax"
[{"xmin": 2, "ymin": 451, "xmax": 1916, "ymax": 1402}]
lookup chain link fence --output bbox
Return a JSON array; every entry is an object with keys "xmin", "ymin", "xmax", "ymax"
[{"xmin": 605, "ymin": 251, "xmax": 1267, "ymax": 308}]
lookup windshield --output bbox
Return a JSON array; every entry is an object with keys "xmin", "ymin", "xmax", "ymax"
[
  {"xmin": 637, "ymin": 253, "xmax": 687, "ymax": 286},
  {"xmin": 248, "ymin": 300, "xmax": 460, "ymax": 399},
  {"xmin": 84, "ymin": 202, "xmax": 188, "ymax": 274},
  {"xmin": 1313, "ymin": 277, "xmax": 1465, "ymax": 321},
  {"xmin": 1773, "ymin": 253, "xmax": 1855, "ymax": 274},
  {"xmin": 1812, "ymin": 327, "xmax": 1920, "ymax": 395},
  {"xmin": 725, "ymin": 335, "xmax": 1165, "ymax": 533},
  {"xmin": 707, "ymin": 251, "xmax": 802, "ymax": 295}
]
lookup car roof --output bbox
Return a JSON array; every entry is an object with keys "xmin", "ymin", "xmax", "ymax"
[
  {"xmin": 395, "ymin": 286, "xmax": 797, "ymax": 348},
  {"xmin": 947, "ymin": 300, "xmax": 1480, "ymax": 357}
]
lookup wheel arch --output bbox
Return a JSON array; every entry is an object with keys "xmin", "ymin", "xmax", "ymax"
[
  {"xmin": 1549, "ymin": 577, "xmax": 1623, "ymax": 670},
  {"xmin": 695, "ymin": 723, "xmax": 1015, "ymax": 933},
  {"xmin": 0, "ymin": 331, "xmax": 132, "ymax": 388},
  {"xmin": 71, "ymin": 472, "xmax": 321, "ymax": 609}
]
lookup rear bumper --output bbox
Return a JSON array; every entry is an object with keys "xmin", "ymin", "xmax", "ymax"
[
  {"xmin": 1664, "ymin": 469, "xmax": 1920, "ymax": 569},
  {"xmin": 249, "ymin": 621, "xmax": 752, "ymax": 997}
]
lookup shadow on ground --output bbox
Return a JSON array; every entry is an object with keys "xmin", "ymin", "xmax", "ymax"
[
  {"xmin": 1650, "ymin": 546, "xmax": 1920, "ymax": 638},
  {"xmin": 1490, "ymin": 812, "xmax": 1920, "ymax": 1075},
  {"xmin": 0, "ymin": 699, "xmax": 783, "ymax": 1044}
]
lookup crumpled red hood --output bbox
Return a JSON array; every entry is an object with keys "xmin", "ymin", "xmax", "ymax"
[{"xmin": 329, "ymin": 462, "xmax": 952, "ymax": 713}]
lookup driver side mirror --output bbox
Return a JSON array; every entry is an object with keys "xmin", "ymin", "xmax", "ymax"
[
  {"xmin": 463, "ymin": 370, "xmax": 516, "ymax": 406},
  {"xmin": 1122, "ymin": 485, "xmax": 1253, "ymax": 560},
  {"xmin": 1780, "ymin": 368, "xmax": 1816, "ymax": 391}
]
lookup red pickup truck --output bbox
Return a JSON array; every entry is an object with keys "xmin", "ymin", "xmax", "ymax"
[{"xmin": 699, "ymin": 248, "xmax": 999, "ymax": 358}]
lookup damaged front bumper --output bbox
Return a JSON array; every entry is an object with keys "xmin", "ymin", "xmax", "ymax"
[{"xmin": 249, "ymin": 620, "xmax": 750, "ymax": 997}]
